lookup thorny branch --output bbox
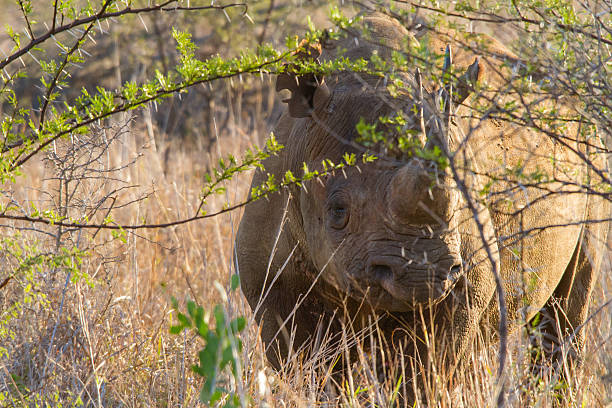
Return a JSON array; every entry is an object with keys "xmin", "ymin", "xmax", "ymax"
[
  {"xmin": 6, "ymin": 52, "xmax": 290, "ymax": 167},
  {"xmin": 38, "ymin": 0, "xmax": 114, "ymax": 131},
  {"xmin": 51, "ymin": 0, "xmax": 59, "ymax": 32},
  {"xmin": 395, "ymin": 0, "xmax": 612, "ymax": 46},
  {"xmin": 0, "ymin": 1, "xmax": 248, "ymax": 70},
  {"xmin": 17, "ymin": 0, "xmax": 35, "ymax": 40},
  {"xmin": 0, "ymin": 158, "xmax": 347, "ymax": 231}
]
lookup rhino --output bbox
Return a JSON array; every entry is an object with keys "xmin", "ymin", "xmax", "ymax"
[{"xmin": 235, "ymin": 12, "xmax": 610, "ymax": 382}]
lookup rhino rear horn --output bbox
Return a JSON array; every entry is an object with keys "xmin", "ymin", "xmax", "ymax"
[
  {"xmin": 433, "ymin": 49, "xmax": 482, "ymax": 152},
  {"xmin": 440, "ymin": 45, "xmax": 453, "ymax": 117},
  {"xmin": 276, "ymin": 40, "xmax": 331, "ymax": 118}
]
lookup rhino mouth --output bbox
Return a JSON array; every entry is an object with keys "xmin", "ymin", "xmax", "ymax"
[{"xmin": 352, "ymin": 255, "xmax": 464, "ymax": 312}]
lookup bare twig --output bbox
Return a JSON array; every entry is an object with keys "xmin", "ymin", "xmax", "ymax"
[
  {"xmin": 258, "ymin": 0, "xmax": 276, "ymax": 45},
  {"xmin": 51, "ymin": 0, "xmax": 59, "ymax": 32},
  {"xmin": 0, "ymin": 276, "xmax": 11, "ymax": 290}
]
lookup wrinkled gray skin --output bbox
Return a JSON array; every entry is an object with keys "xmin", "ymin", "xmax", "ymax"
[{"xmin": 236, "ymin": 13, "xmax": 610, "ymax": 377}]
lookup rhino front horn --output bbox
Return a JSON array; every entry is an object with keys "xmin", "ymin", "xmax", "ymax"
[{"xmin": 387, "ymin": 163, "xmax": 431, "ymax": 221}]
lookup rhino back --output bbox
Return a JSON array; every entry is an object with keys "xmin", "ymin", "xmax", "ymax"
[
  {"xmin": 461, "ymin": 92, "xmax": 608, "ymax": 327},
  {"xmin": 415, "ymin": 24, "xmax": 602, "ymax": 325}
]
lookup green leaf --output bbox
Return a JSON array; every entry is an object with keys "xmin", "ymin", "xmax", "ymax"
[
  {"xmin": 187, "ymin": 300, "xmax": 197, "ymax": 318},
  {"xmin": 176, "ymin": 312, "xmax": 191, "ymax": 328},
  {"xmin": 230, "ymin": 317, "xmax": 246, "ymax": 333},
  {"xmin": 213, "ymin": 305, "xmax": 225, "ymax": 332},
  {"xmin": 221, "ymin": 345, "xmax": 234, "ymax": 370},
  {"xmin": 230, "ymin": 274, "xmax": 240, "ymax": 291},
  {"xmin": 197, "ymin": 319, "xmax": 208, "ymax": 338}
]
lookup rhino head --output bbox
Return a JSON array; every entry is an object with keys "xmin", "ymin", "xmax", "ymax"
[
  {"xmin": 277, "ymin": 35, "xmax": 480, "ymax": 313},
  {"xmin": 300, "ymin": 154, "xmax": 463, "ymax": 313}
]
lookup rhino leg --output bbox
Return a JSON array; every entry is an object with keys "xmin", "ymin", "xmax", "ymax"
[
  {"xmin": 530, "ymin": 214, "xmax": 609, "ymax": 374},
  {"xmin": 236, "ymin": 175, "xmax": 338, "ymax": 368},
  {"xmin": 251, "ymin": 282, "xmax": 325, "ymax": 370},
  {"xmin": 529, "ymin": 238, "xmax": 586, "ymax": 372},
  {"xmin": 237, "ymin": 204, "xmax": 316, "ymax": 368}
]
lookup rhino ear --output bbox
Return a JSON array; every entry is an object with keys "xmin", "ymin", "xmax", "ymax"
[
  {"xmin": 438, "ymin": 48, "xmax": 482, "ymax": 109},
  {"xmin": 454, "ymin": 58, "xmax": 482, "ymax": 105},
  {"xmin": 276, "ymin": 41, "xmax": 331, "ymax": 118}
]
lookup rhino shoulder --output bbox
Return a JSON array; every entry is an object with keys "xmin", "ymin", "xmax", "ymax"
[{"xmin": 236, "ymin": 111, "xmax": 316, "ymax": 310}]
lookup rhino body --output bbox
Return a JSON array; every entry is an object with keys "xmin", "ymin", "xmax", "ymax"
[{"xmin": 236, "ymin": 13, "xmax": 609, "ymax": 375}]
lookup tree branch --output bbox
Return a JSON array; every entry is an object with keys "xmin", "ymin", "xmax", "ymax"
[
  {"xmin": 0, "ymin": 1, "xmax": 248, "ymax": 70},
  {"xmin": 17, "ymin": 0, "xmax": 35, "ymax": 40},
  {"xmin": 394, "ymin": 0, "xmax": 612, "ymax": 46},
  {"xmin": 7, "ymin": 52, "xmax": 290, "ymax": 169},
  {"xmin": 39, "ymin": 0, "xmax": 114, "ymax": 131}
]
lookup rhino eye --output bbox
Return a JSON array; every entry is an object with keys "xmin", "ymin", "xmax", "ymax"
[{"xmin": 328, "ymin": 203, "xmax": 349, "ymax": 229}]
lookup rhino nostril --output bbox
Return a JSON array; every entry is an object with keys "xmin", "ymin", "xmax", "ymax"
[
  {"xmin": 372, "ymin": 265, "xmax": 393, "ymax": 281},
  {"xmin": 371, "ymin": 264, "xmax": 393, "ymax": 281},
  {"xmin": 449, "ymin": 264, "xmax": 462, "ymax": 279}
]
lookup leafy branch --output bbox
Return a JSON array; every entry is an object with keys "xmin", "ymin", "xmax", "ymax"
[
  {"xmin": 0, "ymin": 138, "xmax": 376, "ymax": 231},
  {"xmin": 0, "ymin": 0, "xmax": 248, "ymax": 71}
]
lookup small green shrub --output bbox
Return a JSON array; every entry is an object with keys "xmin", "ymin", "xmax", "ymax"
[{"xmin": 170, "ymin": 275, "xmax": 247, "ymax": 407}]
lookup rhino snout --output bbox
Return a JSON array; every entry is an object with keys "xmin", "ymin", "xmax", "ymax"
[{"xmin": 365, "ymin": 256, "xmax": 463, "ymax": 305}]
